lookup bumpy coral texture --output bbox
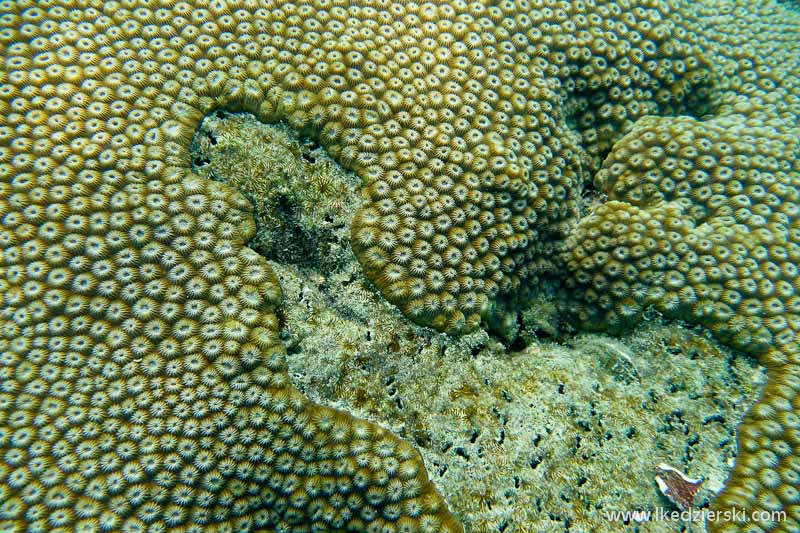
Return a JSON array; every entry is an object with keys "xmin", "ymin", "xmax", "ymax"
[
  {"xmin": 0, "ymin": 0, "xmax": 715, "ymax": 337},
  {"xmin": 0, "ymin": 1, "xmax": 464, "ymax": 532},
  {"xmin": 564, "ymin": 1, "xmax": 800, "ymax": 531},
  {"xmin": 343, "ymin": 0, "xmax": 714, "ymax": 333},
  {"xmin": 0, "ymin": 0, "xmax": 789, "ymax": 531}
]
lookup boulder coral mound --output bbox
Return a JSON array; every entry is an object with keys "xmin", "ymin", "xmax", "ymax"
[
  {"xmin": 0, "ymin": 0, "xmax": 798, "ymax": 532},
  {"xmin": 564, "ymin": 1, "xmax": 800, "ymax": 531},
  {"xmin": 0, "ymin": 0, "xmax": 463, "ymax": 531}
]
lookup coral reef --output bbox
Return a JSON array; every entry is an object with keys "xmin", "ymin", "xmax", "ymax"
[
  {"xmin": 0, "ymin": 1, "xmax": 461, "ymax": 531},
  {"xmin": 563, "ymin": 2, "xmax": 800, "ymax": 531},
  {"xmin": 0, "ymin": 0, "xmax": 798, "ymax": 532},
  {"xmin": 196, "ymin": 115, "xmax": 762, "ymax": 533}
]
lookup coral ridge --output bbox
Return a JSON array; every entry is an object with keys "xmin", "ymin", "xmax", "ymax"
[{"xmin": 0, "ymin": 0, "xmax": 799, "ymax": 532}]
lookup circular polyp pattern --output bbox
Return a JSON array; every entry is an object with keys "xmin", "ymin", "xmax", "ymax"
[
  {"xmin": 562, "ymin": 2, "xmax": 800, "ymax": 530},
  {"xmin": 0, "ymin": 1, "xmax": 469, "ymax": 531}
]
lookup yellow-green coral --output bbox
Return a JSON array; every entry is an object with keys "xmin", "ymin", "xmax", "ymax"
[
  {"xmin": 0, "ymin": 1, "xmax": 462, "ymax": 531},
  {"xmin": 180, "ymin": 112, "xmax": 766, "ymax": 532},
  {"xmin": 343, "ymin": 0, "xmax": 714, "ymax": 332},
  {"xmin": 1, "ymin": 0, "xmax": 799, "ymax": 531},
  {"xmin": 564, "ymin": 1, "xmax": 800, "ymax": 531}
]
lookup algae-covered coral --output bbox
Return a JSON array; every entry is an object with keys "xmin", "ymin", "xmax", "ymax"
[
  {"xmin": 191, "ymin": 114, "xmax": 360, "ymax": 271},
  {"xmin": 563, "ymin": 3, "xmax": 800, "ymax": 531},
  {"xmin": 193, "ymin": 112, "xmax": 762, "ymax": 533},
  {"xmin": 0, "ymin": 0, "xmax": 799, "ymax": 532}
]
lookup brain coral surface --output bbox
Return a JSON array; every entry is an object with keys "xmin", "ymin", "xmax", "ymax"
[{"xmin": 0, "ymin": 0, "xmax": 799, "ymax": 532}]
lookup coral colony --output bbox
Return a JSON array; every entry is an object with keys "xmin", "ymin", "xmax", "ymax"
[
  {"xmin": 192, "ymin": 114, "xmax": 759, "ymax": 531},
  {"xmin": 0, "ymin": 0, "xmax": 798, "ymax": 532}
]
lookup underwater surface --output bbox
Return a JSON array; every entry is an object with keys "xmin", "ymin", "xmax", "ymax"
[
  {"xmin": 190, "ymin": 114, "xmax": 766, "ymax": 532},
  {"xmin": 1, "ymin": 0, "xmax": 799, "ymax": 532}
]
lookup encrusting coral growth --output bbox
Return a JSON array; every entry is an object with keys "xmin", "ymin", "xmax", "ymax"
[
  {"xmin": 0, "ymin": 0, "xmax": 463, "ymax": 531},
  {"xmin": 187, "ymin": 107, "xmax": 767, "ymax": 533},
  {"xmin": 0, "ymin": 0, "xmax": 798, "ymax": 532},
  {"xmin": 563, "ymin": 1, "xmax": 800, "ymax": 532},
  {"xmin": 185, "ymin": 109, "xmax": 763, "ymax": 530}
]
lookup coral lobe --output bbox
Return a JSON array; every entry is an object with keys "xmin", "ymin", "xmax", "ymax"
[{"xmin": 1, "ymin": 0, "xmax": 800, "ymax": 532}]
